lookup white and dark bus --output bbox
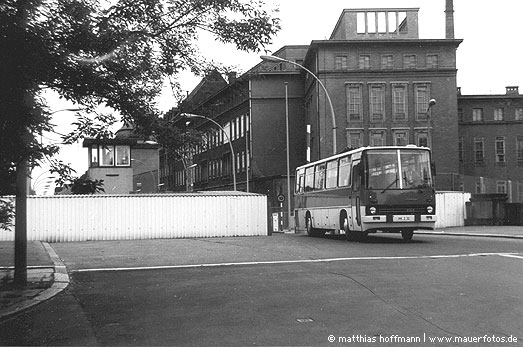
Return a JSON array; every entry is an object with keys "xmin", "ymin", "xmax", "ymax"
[{"xmin": 294, "ymin": 145, "xmax": 436, "ymax": 241}]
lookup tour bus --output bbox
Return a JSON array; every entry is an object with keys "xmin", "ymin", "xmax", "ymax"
[{"xmin": 294, "ymin": 145, "xmax": 436, "ymax": 241}]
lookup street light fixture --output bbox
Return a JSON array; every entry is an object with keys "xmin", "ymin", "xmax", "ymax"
[
  {"xmin": 260, "ymin": 55, "xmax": 338, "ymax": 155},
  {"xmin": 182, "ymin": 113, "xmax": 237, "ymax": 191}
]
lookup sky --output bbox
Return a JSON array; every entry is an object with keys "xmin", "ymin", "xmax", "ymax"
[{"xmin": 35, "ymin": 0, "xmax": 523, "ymax": 194}]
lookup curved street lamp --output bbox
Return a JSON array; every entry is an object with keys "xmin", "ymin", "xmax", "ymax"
[
  {"xmin": 427, "ymin": 99, "xmax": 437, "ymax": 148},
  {"xmin": 260, "ymin": 55, "xmax": 337, "ymax": 156},
  {"xmin": 182, "ymin": 113, "xmax": 237, "ymax": 191}
]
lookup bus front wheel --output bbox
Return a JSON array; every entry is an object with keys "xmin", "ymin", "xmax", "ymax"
[
  {"xmin": 342, "ymin": 212, "xmax": 365, "ymax": 242},
  {"xmin": 306, "ymin": 214, "xmax": 323, "ymax": 237},
  {"xmin": 401, "ymin": 229, "xmax": 414, "ymax": 242}
]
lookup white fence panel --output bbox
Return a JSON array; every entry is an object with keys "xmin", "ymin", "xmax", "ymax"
[
  {"xmin": 436, "ymin": 191, "xmax": 471, "ymax": 228},
  {"xmin": 0, "ymin": 192, "xmax": 267, "ymax": 242}
]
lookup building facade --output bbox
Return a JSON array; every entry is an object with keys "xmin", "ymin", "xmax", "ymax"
[
  {"xmin": 295, "ymin": 7, "xmax": 462, "ymax": 191},
  {"xmin": 159, "ymin": 46, "xmax": 307, "ymax": 220},
  {"xmin": 458, "ymin": 86, "xmax": 523, "ymax": 202},
  {"xmin": 160, "ymin": 2, "xmax": 522, "ymax": 217}
]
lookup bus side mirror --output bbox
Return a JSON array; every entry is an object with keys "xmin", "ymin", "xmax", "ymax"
[{"xmin": 431, "ymin": 162, "xmax": 436, "ymax": 175}]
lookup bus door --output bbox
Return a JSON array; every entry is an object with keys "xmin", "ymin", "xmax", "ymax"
[{"xmin": 350, "ymin": 160, "xmax": 362, "ymax": 231}]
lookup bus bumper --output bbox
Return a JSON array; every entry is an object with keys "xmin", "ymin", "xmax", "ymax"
[{"xmin": 361, "ymin": 215, "xmax": 436, "ymax": 231}]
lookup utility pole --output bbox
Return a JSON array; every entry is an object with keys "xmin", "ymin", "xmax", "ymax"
[{"xmin": 14, "ymin": 158, "xmax": 29, "ymax": 287}]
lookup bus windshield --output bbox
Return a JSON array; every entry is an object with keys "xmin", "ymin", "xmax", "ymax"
[{"xmin": 365, "ymin": 149, "xmax": 432, "ymax": 191}]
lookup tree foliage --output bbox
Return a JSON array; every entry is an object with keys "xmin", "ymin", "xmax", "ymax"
[
  {"xmin": 68, "ymin": 175, "xmax": 105, "ymax": 195},
  {"xmin": 0, "ymin": 0, "xmax": 280, "ymax": 222}
]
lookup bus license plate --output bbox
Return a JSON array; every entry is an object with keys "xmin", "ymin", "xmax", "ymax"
[{"xmin": 393, "ymin": 215, "xmax": 414, "ymax": 222}]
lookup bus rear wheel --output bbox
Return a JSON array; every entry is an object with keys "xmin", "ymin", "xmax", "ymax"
[{"xmin": 401, "ymin": 229, "xmax": 414, "ymax": 242}]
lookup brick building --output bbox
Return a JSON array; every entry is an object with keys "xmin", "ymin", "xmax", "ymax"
[
  {"xmin": 160, "ymin": 46, "xmax": 307, "ymax": 219},
  {"xmin": 160, "ymin": 4, "xmax": 463, "ymax": 212},
  {"xmin": 295, "ymin": 7, "xmax": 462, "ymax": 190},
  {"xmin": 458, "ymin": 86, "xmax": 523, "ymax": 202}
]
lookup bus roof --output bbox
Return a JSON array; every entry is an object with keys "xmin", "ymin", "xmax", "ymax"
[{"xmin": 296, "ymin": 145, "xmax": 431, "ymax": 171}]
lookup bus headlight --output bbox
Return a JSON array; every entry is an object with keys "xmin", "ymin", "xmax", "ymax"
[
  {"xmin": 427, "ymin": 206, "xmax": 434, "ymax": 214},
  {"xmin": 370, "ymin": 207, "xmax": 377, "ymax": 214}
]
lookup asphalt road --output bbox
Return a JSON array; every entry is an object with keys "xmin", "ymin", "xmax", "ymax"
[{"xmin": 1, "ymin": 233, "xmax": 523, "ymax": 346}]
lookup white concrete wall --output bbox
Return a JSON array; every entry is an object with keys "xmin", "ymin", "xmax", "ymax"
[
  {"xmin": 0, "ymin": 192, "xmax": 268, "ymax": 242},
  {"xmin": 435, "ymin": 191, "xmax": 471, "ymax": 228}
]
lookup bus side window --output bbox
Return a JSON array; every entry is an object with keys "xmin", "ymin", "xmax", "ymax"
[
  {"xmin": 295, "ymin": 169, "xmax": 305, "ymax": 193},
  {"xmin": 314, "ymin": 163, "xmax": 326, "ymax": 190},
  {"xmin": 338, "ymin": 156, "xmax": 351, "ymax": 187},
  {"xmin": 325, "ymin": 160, "xmax": 338, "ymax": 189},
  {"xmin": 352, "ymin": 162, "xmax": 362, "ymax": 191},
  {"xmin": 304, "ymin": 167, "xmax": 314, "ymax": 192}
]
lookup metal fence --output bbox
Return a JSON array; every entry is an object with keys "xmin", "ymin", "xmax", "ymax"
[{"xmin": 0, "ymin": 192, "xmax": 268, "ymax": 242}]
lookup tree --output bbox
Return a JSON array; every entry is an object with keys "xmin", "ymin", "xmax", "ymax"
[
  {"xmin": 0, "ymin": 0, "xmax": 280, "ymax": 285},
  {"xmin": 68, "ymin": 175, "xmax": 105, "ymax": 195}
]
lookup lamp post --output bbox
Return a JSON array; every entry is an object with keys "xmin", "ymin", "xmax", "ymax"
[
  {"xmin": 427, "ymin": 99, "xmax": 437, "ymax": 148},
  {"xmin": 183, "ymin": 113, "xmax": 237, "ymax": 191},
  {"xmin": 285, "ymin": 82, "xmax": 292, "ymax": 231},
  {"xmin": 131, "ymin": 158, "xmax": 157, "ymax": 193},
  {"xmin": 260, "ymin": 55, "xmax": 337, "ymax": 156}
]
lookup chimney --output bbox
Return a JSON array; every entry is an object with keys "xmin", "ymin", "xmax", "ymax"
[
  {"xmin": 506, "ymin": 86, "xmax": 519, "ymax": 95},
  {"xmin": 445, "ymin": 0, "xmax": 455, "ymax": 39}
]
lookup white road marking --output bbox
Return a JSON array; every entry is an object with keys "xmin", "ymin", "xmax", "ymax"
[
  {"xmin": 71, "ymin": 252, "xmax": 521, "ymax": 273},
  {"xmin": 498, "ymin": 254, "xmax": 523, "ymax": 260}
]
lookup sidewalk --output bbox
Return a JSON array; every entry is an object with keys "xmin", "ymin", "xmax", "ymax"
[
  {"xmin": 0, "ymin": 226, "xmax": 522, "ymax": 320},
  {"xmin": 0, "ymin": 241, "xmax": 69, "ymax": 321},
  {"xmin": 423, "ymin": 225, "xmax": 523, "ymax": 239}
]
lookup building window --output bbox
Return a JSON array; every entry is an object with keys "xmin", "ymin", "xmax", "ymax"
[
  {"xmin": 346, "ymin": 84, "xmax": 363, "ymax": 121},
  {"xmin": 474, "ymin": 137, "xmax": 484, "ymax": 163},
  {"xmin": 426, "ymin": 54, "xmax": 439, "ymax": 68},
  {"xmin": 494, "ymin": 108, "xmax": 505, "ymax": 121},
  {"xmin": 335, "ymin": 55, "xmax": 348, "ymax": 70},
  {"xmin": 90, "ymin": 145, "xmax": 99, "ymax": 166},
  {"xmin": 381, "ymin": 55, "xmax": 393, "ymax": 69},
  {"xmin": 369, "ymin": 84, "xmax": 385, "ymax": 122},
  {"xmin": 416, "ymin": 131, "xmax": 428, "ymax": 147},
  {"xmin": 393, "ymin": 130, "xmax": 409, "ymax": 146},
  {"xmin": 90, "ymin": 144, "xmax": 131, "ymax": 167},
  {"xmin": 516, "ymin": 107, "xmax": 523, "ymax": 121},
  {"xmin": 472, "ymin": 108, "xmax": 484, "ymax": 122},
  {"xmin": 359, "ymin": 55, "xmax": 371, "ymax": 70},
  {"xmin": 392, "ymin": 83, "xmax": 408, "ymax": 121},
  {"xmin": 415, "ymin": 84, "xmax": 430, "ymax": 121},
  {"xmin": 403, "ymin": 54, "xmax": 417, "ymax": 69},
  {"xmin": 100, "ymin": 145, "xmax": 114, "ymax": 166},
  {"xmin": 369, "ymin": 130, "xmax": 386, "ymax": 146},
  {"xmin": 116, "ymin": 146, "xmax": 130, "ymax": 166},
  {"xmin": 458, "ymin": 137, "xmax": 464, "ymax": 162},
  {"xmin": 223, "ymin": 124, "xmax": 230, "ymax": 144},
  {"xmin": 347, "ymin": 130, "xmax": 363, "ymax": 149},
  {"xmin": 495, "ymin": 137, "xmax": 505, "ymax": 162},
  {"xmin": 517, "ymin": 137, "xmax": 523, "ymax": 161},
  {"xmin": 458, "ymin": 108, "xmax": 464, "ymax": 122},
  {"xmin": 497, "ymin": 181, "xmax": 507, "ymax": 194}
]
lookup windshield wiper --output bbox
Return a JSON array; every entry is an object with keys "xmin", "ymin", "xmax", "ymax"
[{"xmin": 381, "ymin": 176, "xmax": 399, "ymax": 193}]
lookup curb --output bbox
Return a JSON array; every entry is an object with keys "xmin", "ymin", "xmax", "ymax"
[
  {"xmin": 0, "ymin": 242, "xmax": 69, "ymax": 321},
  {"xmin": 417, "ymin": 231, "xmax": 523, "ymax": 240}
]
